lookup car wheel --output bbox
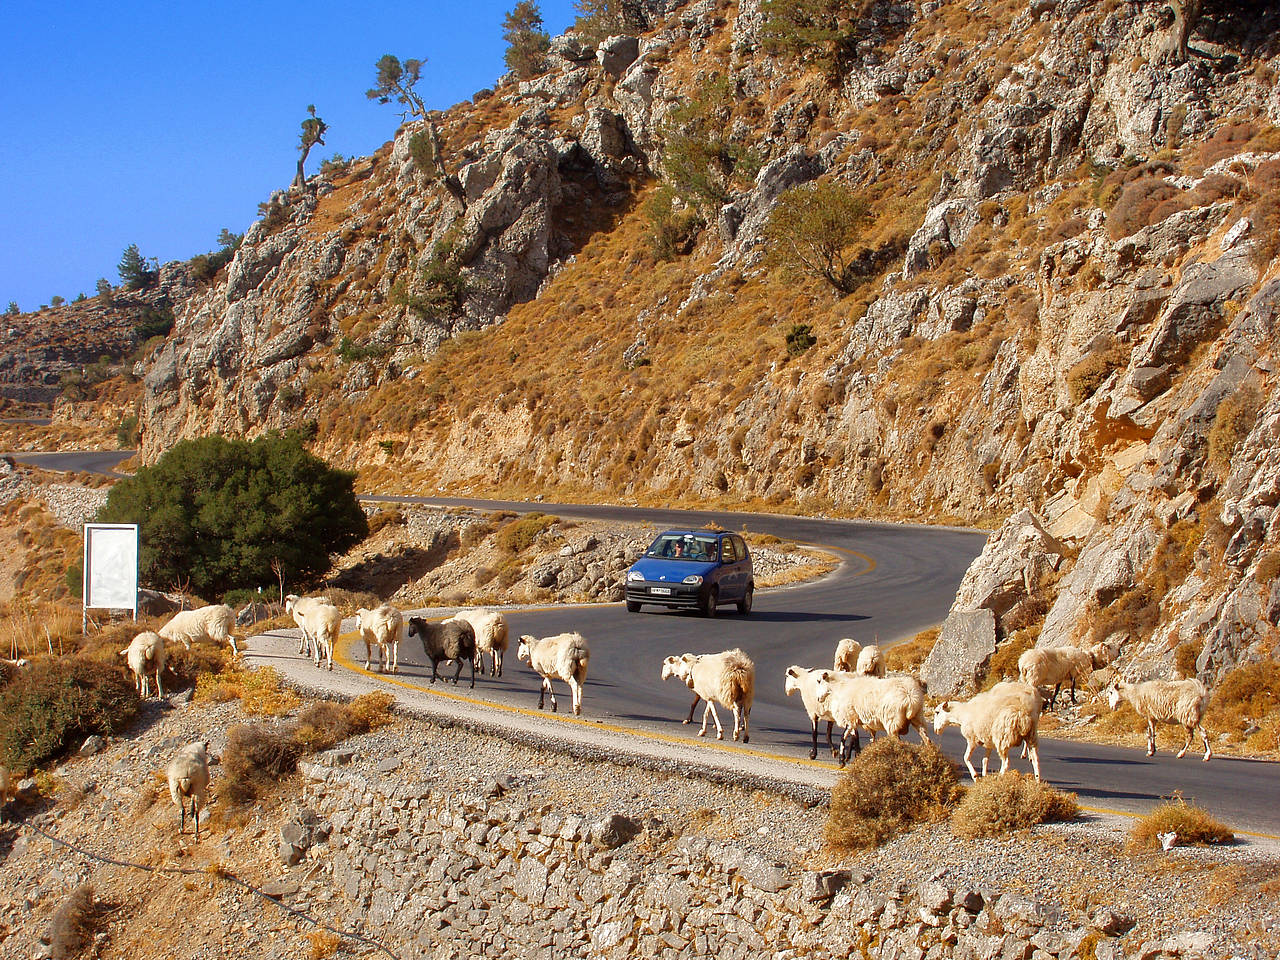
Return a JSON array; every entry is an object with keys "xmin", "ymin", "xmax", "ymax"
[
  {"xmin": 700, "ymin": 586, "xmax": 718, "ymax": 618},
  {"xmin": 625, "ymin": 600, "xmax": 641, "ymax": 613},
  {"xmin": 737, "ymin": 585, "xmax": 753, "ymax": 616}
]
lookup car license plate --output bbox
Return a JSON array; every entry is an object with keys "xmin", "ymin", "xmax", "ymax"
[{"xmin": 651, "ymin": 587, "xmax": 672, "ymax": 596}]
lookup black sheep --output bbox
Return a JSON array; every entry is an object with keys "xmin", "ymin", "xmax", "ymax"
[{"xmin": 407, "ymin": 616, "xmax": 477, "ymax": 688}]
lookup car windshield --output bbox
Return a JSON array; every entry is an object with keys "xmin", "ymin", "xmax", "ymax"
[{"xmin": 645, "ymin": 534, "xmax": 719, "ymax": 561}]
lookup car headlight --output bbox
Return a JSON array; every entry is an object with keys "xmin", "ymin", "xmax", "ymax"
[
  {"xmin": 682, "ymin": 575, "xmax": 703, "ymax": 585},
  {"xmin": 627, "ymin": 571, "xmax": 645, "ymax": 582}
]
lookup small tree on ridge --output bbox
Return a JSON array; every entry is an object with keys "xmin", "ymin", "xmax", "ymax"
[
  {"xmin": 504, "ymin": 1, "xmax": 551, "ymax": 79},
  {"xmin": 293, "ymin": 104, "xmax": 329, "ymax": 191}
]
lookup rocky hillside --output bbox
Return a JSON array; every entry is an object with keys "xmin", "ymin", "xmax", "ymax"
[{"xmin": 111, "ymin": 2, "xmax": 1280, "ymax": 696}]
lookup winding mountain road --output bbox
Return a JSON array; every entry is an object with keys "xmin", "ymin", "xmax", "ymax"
[{"xmin": 12, "ymin": 450, "xmax": 1280, "ymax": 836}]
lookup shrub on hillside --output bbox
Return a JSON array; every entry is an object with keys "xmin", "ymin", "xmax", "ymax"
[
  {"xmin": 1128, "ymin": 797, "xmax": 1233, "ymax": 851},
  {"xmin": 49, "ymin": 884, "xmax": 99, "ymax": 960},
  {"xmin": 885, "ymin": 627, "xmax": 937, "ymax": 673},
  {"xmin": 220, "ymin": 722, "xmax": 302, "ymax": 805},
  {"xmin": 825, "ymin": 739, "xmax": 962, "ymax": 850},
  {"xmin": 951, "ymin": 773, "xmax": 1079, "ymax": 838},
  {"xmin": 1207, "ymin": 384, "xmax": 1262, "ymax": 474},
  {"xmin": 1065, "ymin": 339, "xmax": 1128, "ymax": 404},
  {"xmin": 1106, "ymin": 177, "xmax": 1187, "ymax": 240},
  {"xmin": 496, "ymin": 512, "xmax": 557, "ymax": 554},
  {"xmin": 96, "ymin": 430, "xmax": 367, "ymax": 598},
  {"xmin": 0, "ymin": 657, "xmax": 138, "ymax": 774},
  {"xmin": 220, "ymin": 693, "xmax": 395, "ymax": 804},
  {"xmin": 764, "ymin": 182, "xmax": 872, "ymax": 293},
  {"xmin": 761, "ymin": 0, "xmax": 878, "ymax": 83}
]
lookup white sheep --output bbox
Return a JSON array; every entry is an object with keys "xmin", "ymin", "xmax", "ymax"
[
  {"xmin": 446, "ymin": 609, "xmax": 510, "ymax": 677},
  {"xmin": 517, "ymin": 633, "xmax": 590, "ymax": 715},
  {"xmin": 933, "ymin": 681, "xmax": 1043, "ymax": 781},
  {"xmin": 166, "ymin": 740, "xmax": 210, "ymax": 840},
  {"xmin": 833, "ymin": 638, "xmax": 861, "ymax": 672},
  {"xmin": 784, "ymin": 665, "xmax": 850, "ymax": 760},
  {"xmin": 661, "ymin": 649, "xmax": 755, "ymax": 743},
  {"xmin": 1018, "ymin": 643, "xmax": 1109, "ymax": 709},
  {"xmin": 285, "ymin": 594, "xmax": 341, "ymax": 670},
  {"xmin": 813, "ymin": 671, "xmax": 930, "ymax": 764},
  {"xmin": 355, "ymin": 604, "xmax": 404, "ymax": 673},
  {"xmin": 159, "ymin": 604, "xmax": 239, "ymax": 655},
  {"xmin": 120, "ymin": 631, "xmax": 167, "ymax": 699},
  {"xmin": 1106, "ymin": 678, "xmax": 1212, "ymax": 761},
  {"xmin": 856, "ymin": 644, "xmax": 886, "ymax": 677}
]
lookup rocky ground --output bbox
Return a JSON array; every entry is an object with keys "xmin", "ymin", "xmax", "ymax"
[{"xmin": 0, "ymin": 686, "xmax": 1276, "ymax": 960}]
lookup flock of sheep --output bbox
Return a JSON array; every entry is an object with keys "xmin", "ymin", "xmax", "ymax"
[{"xmin": 81, "ymin": 600, "xmax": 1209, "ymax": 836}]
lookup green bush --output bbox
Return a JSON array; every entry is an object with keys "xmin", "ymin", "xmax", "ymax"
[
  {"xmin": 644, "ymin": 187, "xmax": 703, "ymax": 261},
  {"xmin": 0, "ymin": 658, "xmax": 138, "ymax": 775},
  {"xmin": 96, "ymin": 430, "xmax": 368, "ymax": 598},
  {"xmin": 133, "ymin": 303, "xmax": 174, "ymax": 341},
  {"xmin": 659, "ymin": 74, "xmax": 761, "ymax": 214},
  {"xmin": 825, "ymin": 739, "xmax": 962, "ymax": 850},
  {"xmin": 785, "ymin": 323, "xmax": 816, "ymax": 357},
  {"xmin": 764, "ymin": 182, "xmax": 872, "ymax": 293},
  {"xmin": 762, "ymin": 0, "xmax": 879, "ymax": 83},
  {"xmin": 337, "ymin": 336, "xmax": 390, "ymax": 363}
]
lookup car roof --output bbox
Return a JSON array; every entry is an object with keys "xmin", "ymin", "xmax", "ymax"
[{"xmin": 656, "ymin": 529, "xmax": 729, "ymax": 538}]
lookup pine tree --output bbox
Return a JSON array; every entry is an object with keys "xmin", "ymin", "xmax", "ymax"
[
  {"xmin": 503, "ymin": 1, "xmax": 551, "ymax": 79},
  {"xmin": 117, "ymin": 244, "xmax": 156, "ymax": 291},
  {"xmin": 366, "ymin": 55, "xmax": 428, "ymax": 119}
]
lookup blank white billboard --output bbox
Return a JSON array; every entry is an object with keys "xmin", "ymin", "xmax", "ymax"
[{"xmin": 83, "ymin": 523, "xmax": 138, "ymax": 613}]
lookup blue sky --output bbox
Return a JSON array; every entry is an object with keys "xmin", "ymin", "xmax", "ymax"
[{"xmin": 0, "ymin": 0, "xmax": 578, "ymax": 311}]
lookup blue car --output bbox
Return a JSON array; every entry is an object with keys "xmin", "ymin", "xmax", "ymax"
[{"xmin": 624, "ymin": 530, "xmax": 754, "ymax": 617}]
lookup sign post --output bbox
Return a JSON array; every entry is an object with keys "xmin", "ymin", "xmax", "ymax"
[{"xmin": 82, "ymin": 523, "xmax": 139, "ymax": 633}]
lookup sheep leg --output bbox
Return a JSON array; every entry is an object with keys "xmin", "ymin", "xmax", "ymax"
[
  {"xmin": 548, "ymin": 679, "xmax": 558, "ymax": 713},
  {"xmin": 997, "ymin": 748, "xmax": 1010, "ymax": 775},
  {"xmin": 809, "ymin": 717, "xmax": 819, "ymax": 760},
  {"xmin": 452, "ymin": 657, "xmax": 463, "ymax": 685},
  {"xmin": 1026, "ymin": 739, "xmax": 1041, "ymax": 781},
  {"xmin": 191, "ymin": 797, "xmax": 200, "ymax": 842},
  {"xmin": 390, "ymin": 641, "xmax": 399, "ymax": 674},
  {"xmin": 495, "ymin": 648, "xmax": 503, "ymax": 677},
  {"xmin": 178, "ymin": 801, "xmax": 186, "ymax": 836},
  {"xmin": 1069, "ymin": 676, "xmax": 1078, "ymax": 705},
  {"xmin": 740, "ymin": 705, "xmax": 750, "ymax": 744},
  {"xmin": 1199, "ymin": 724, "xmax": 1212, "ymax": 762},
  {"xmin": 684, "ymin": 694, "xmax": 701, "ymax": 725},
  {"xmin": 962, "ymin": 742, "xmax": 979, "ymax": 783},
  {"xmin": 911, "ymin": 715, "xmax": 931, "ymax": 745},
  {"xmin": 431, "ymin": 658, "xmax": 441, "ymax": 684},
  {"xmin": 700, "ymin": 701, "xmax": 723, "ymax": 739},
  {"xmin": 537, "ymin": 678, "xmax": 547, "ymax": 710},
  {"xmin": 570, "ymin": 678, "xmax": 582, "ymax": 716},
  {"xmin": 468, "ymin": 656, "xmax": 475, "ymax": 689},
  {"xmin": 156, "ymin": 668, "xmax": 164, "ymax": 699},
  {"xmin": 825, "ymin": 720, "xmax": 836, "ymax": 759},
  {"xmin": 364, "ymin": 639, "xmax": 373, "ymax": 671},
  {"xmin": 1146, "ymin": 720, "xmax": 1157, "ymax": 757},
  {"xmin": 228, "ymin": 633, "xmax": 239, "ymax": 655},
  {"xmin": 731, "ymin": 704, "xmax": 741, "ymax": 742}
]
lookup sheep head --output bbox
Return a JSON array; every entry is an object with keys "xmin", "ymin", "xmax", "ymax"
[
  {"xmin": 783, "ymin": 665, "xmax": 804, "ymax": 696},
  {"xmin": 812, "ymin": 669, "xmax": 835, "ymax": 704},
  {"xmin": 517, "ymin": 635, "xmax": 536, "ymax": 662},
  {"xmin": 1105, "ymin": 683, "xmax": 1123, "ymax": 710},
  {"xmin": 932, "ymin": 701, "xmax": 955, "ymax": 733}
]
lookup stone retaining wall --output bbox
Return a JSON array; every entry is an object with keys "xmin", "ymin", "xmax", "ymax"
[{"xmin": 289, "ymin": 757, "xmax": 1207, "ymax": 960}]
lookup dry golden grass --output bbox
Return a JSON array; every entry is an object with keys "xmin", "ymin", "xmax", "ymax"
[
  {"xmin": 194, "ymin": 664, "xmax": 301, "ymax": 717},
  {"xmin": 825, "ymin": 739, "xmax": 962, "ymax": 851},
  {"xmin": 885, "ymin": 627, "xmax": 938, "ymax": 673},
  {"xmin": 950, "ymin": 772, "xmax": 1079, "ymax": 838},
  {"xmin": 1127, "ymin": 797, "xmax": 1234, "ymax": 852}
]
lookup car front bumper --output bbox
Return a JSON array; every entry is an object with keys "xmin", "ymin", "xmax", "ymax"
[{"xmin": 625, "ymin": 582, "xmax": 703, "ymax": 608}]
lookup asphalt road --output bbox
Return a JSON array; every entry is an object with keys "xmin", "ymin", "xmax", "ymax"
[
  {"xmin": 5, "ymin": 449, "xmax": 134, "ymax": 476},
  {"xmin": 13, "ymin": 452, "xmax": 1279, "ymax": 835}
]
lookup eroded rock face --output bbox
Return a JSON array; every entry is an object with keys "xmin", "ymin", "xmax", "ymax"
[
  {"xmin": 125, "ymin": 0, "xmax": 1280, "ymax": 686},
  {"xmin": 922, "ymin": 608, "xmax": 997, "ymax": 699}
]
